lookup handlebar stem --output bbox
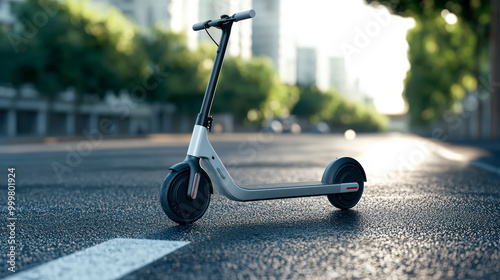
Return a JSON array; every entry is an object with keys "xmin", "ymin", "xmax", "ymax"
[{"xmin": 195, "ymin": 22, "xmax": 233, "ymax": 128}]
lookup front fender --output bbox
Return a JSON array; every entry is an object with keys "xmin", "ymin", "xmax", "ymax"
[
  {"xmin": 168, "ymin": 160, "xmax": 213, "ymax": 194},
  {"xmin": 169, "ymin": 161, "xmax": 190, "ymax": 172}
]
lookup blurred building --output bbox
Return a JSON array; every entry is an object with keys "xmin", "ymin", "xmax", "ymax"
[
  {"xmin": 168, "ymin": 0, "xmax": 200, "ymax": 50},
  {"xmin": 92, "ymin": 0, "xmax": 199, "ymax": 49},
  {"xmin": 251, "ymin": 0, "xmax": 296, "ymax": 84},
  {"xmin": 198, "ymin": 0, "xmax": 252, "ymax": 59},
  {"xmin": 92, "ymin": 0, "xmax": 170, "ymax": 27},
  {"xmin": 0, "ymin": 0, "xmax": 20, "ymax": 24},
  {"xmin": 95, "ymin": 0, "xmax": 251, "ymax": 56},
  {"xmin": 296, "ymin": 47, "xmax": 317, "ymax": 86},
  {"xmin": 329, "ymin": 57, "xmax": 347, "ymax": 93},
  {"xmin": 386, "ymin": 113, "xmax": 409, "ymax": 133},
  {"xmin": 1, "ymin": 0, "xmax": 251, "ymax": 55},
  {"xmin": 0, "ymin": 0, "xmax": 177, "ymax": 138},
  {"xmin": 0, "ymin": 0, "xmax": 259, "ymax": 138},
  {"xmin": 88, "ymin": 0, "xmax": 197, "ymax": 49},
  {"xmin": 0, "ymin": 86, "xmax": 176, "ymax": 138}
]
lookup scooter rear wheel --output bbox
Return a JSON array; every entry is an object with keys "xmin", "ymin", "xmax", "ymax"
[
  {"xmin": 327, "ymin": 164, "xmax": 364, "ymax": 210},
  {"xmin": 160, "ymin": 168, "xmax": 211, "ymax": 224}
]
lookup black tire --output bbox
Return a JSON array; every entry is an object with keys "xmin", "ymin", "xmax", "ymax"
[
  {"xmin": 160, "ymin": 168, "xmax": 211, "ymax": 224},
  {"xmin": 327, "ymin": 164, "xmax": 364, "ymax": 210}
]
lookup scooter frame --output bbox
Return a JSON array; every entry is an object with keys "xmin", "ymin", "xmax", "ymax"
[
  {"xmin": 161, "ymin": 10, "xmax": 366, "ymax": 224},
  {"xmin": 185, "ymin": 124, "xmax": 360, "ymax": 202}
]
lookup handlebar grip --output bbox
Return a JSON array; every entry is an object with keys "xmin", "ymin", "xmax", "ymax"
[
  {"xmin": 233, "ymin": 9, "xmax": 256, "ymax": 21},
  {"xmin": 193, "ymin": 21, "xmax": 208, "ymax": 31}
]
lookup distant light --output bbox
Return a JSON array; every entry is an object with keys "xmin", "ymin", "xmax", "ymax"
[
  {"xmin": 291, "ymin": 123, "xmax": 301, "ymax": 134},
  {"xmin": 316, "ymin": 122, "xmax": 330, "ymax": 134},
  {"xmin": 247, "ymin": 109, "xmax": 259, "ymax": 122},
  {"xmin": 213, "ymin": 123, "xmax": 224, "ymax": 133},
  {"xmin": 445, "ymin": 14, "xmax": 458, "ymax": 25},
  {"xmin": 44, "ymin": 137, "xmax": 58, "ymax": 144},
  {"xmin": 203, "ymin": 59, "xmax": 213, "ymax": 70},
  {"xmin": 271, "ymin": 120, "xmax": 283, "ymax": 133},
  {"xmin": 441, "ymin": 9, "xmax": 458, "ymax": 25},
  {"xmin": 344, "ymin": 129, "xmax": 356, "ymax": 140}
]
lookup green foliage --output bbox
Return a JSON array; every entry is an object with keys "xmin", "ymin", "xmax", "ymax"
[
  {"xmin": 365, "ymin": 0, "xmax": 490, "ymax": 25},
  {"xmin": 141, "ymin": 27, "xmax": 207, "ymax": 114},
  {"xmin": 404, "ymin": 16, "xmax": 476, "ymax": 125},
  {"xmin": 366, "ymin": 0, "xmax": 490, "ymax": 126},
  {"xmin": 0, "ymin": 24, "xmax": 14, "ymax": 84},
  {"xmin": 292, "ymin": 86, "xmax": 387, "ymax": 132},
  {"xmin": 0, "ymin": 0, "xmax": 386, "ymax": 131},
  {"xmin": 215, "ymin": 57, "xmax": 270, "ymax": 121},
  {"xmin": 4, "ymin": 0, "xmax": 148, "ymax": 99},
  {"xmin": 214, "ymin": 56, "xmax": 299, "ymax": 123},
  {"xmin": 291, "ymin": 85, "xmax": 329, "ymax": 121},
  {"xmin": 330, "ymin": 99, "xmax": 388, "ymax": 132}
]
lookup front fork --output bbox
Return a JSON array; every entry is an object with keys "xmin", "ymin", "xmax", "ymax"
[
  {"xmin": 185, "ymin": 155, "xmax": 202, "ymax": 200},
  {"xmin": 185, "ymin": 125, "xmax": 214, "ymax": 200}
]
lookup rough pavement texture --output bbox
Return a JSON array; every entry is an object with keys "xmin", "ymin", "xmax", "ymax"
[{"xmin": 0, "ymin": 133, "xmax": 499, "ymax": 279}]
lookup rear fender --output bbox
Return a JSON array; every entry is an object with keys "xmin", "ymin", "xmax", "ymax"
[{"xmin": 322, "ymin": 157, "xmax": 367, "ymax": 184}]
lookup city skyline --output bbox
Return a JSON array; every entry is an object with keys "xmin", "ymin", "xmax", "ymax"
[
  {"xmin": 0, "ymin": 0, "xmax": 414, "ymax": 115},
  {"xmin": 181, "ymin": 0, "xmax": 414, "ymax": 114},
  {"xmin": 284, "ymin": 0, "xmax": 414, "ymax": 114}
]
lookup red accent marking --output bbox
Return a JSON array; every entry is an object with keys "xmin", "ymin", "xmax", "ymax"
[
  {"xmin": 192, "ymin": 173, "xmax": 199, "ymax": 198},
  {"xmin": 346, "ymin": 187, "xmax": 358, "ymax": 190}
]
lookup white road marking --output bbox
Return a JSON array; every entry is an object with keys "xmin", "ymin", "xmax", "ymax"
[
  {"xmin": 5, "ymin": 238, "xmax": 189, "ymax": 280},
  {"xmin": 433, "ymin": 143, "xmax": 500, "ymax": 177},
  {"xmin": 470, "ymin": 160, "xmax": 500, "ymax": 176}
]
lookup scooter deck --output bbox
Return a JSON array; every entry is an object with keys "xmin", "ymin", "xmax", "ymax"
[
  {"xmin": 244, "ymin": 181, "xmax": 328, "ymax": 190},
  {"xmin": 230, "ymin": 181, "xmax": 359, "ymax": 201}
]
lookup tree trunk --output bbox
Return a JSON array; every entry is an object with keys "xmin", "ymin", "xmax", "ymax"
[
  {"xmin": 491, "ymin": 0, "xmax": 500, "ymax": 139},
  {"xmin": 474, "ymin": 22, "xmax": 482, "ymax": 139}
]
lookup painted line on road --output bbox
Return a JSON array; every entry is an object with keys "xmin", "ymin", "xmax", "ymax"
[
  {"xmin": 5, "ymin": 238, "xmax": 189, "ymax": 280},
  {"xmin": 470, "ymin": 160, "xmax": 500, "ymax": 176},
  {"xmin": 434, "ymin": 144, "xmax": 500, "ymax": 177}
]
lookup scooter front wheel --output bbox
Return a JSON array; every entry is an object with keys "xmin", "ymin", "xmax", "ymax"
[
  {"xmin": 327, "ymin": 164, "xmax": 364, "ymax": 210},
  {"xmin": 160, "ymin": 168, "xmax": 211, "ymax": 224}
]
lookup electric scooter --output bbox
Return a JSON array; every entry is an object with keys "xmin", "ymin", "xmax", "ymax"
[{"xmin": 160, "ymin": 9, "xmax": 367, "ymax": 224}]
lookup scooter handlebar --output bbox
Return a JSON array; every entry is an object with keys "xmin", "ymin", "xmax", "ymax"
[
  {"xmin": 193, "ymin": 21, "xmax": 208, "ymax": 31},
  {"xmin": 192, "ymin": 9, "xmax": 256, "ymax": 31},
  {"xmin": 233, "ymin": 9, "xmax": 256, "ymax": 21}
]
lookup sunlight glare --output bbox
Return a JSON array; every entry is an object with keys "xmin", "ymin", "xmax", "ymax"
[
  {"xmin": 344, "ymin": 129, "xmax": 357, "ymax": 140},
  {"xmin": 441, "ymin": 9, "xmax": 458, "ymax": 25}
]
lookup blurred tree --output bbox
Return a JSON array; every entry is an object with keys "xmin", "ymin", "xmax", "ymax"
[
  {"xmin": 0, "ymin": 24, "xmax": 15, "ymax": 85},
  {"xmin": 0, "ymin": 0, "xmax": 387, "ymax": 132},
  {"xmin": 365, "ymin": 0, "xmax": 490, "ymax": 23},
  {"xmin": 491, "ymin": 0, "xmax": 500, "ymax": 138},
  {"xmin": 366, "ymin": 0, "xmax": 490, "ymax": 126},
  {"xmin": 215, "ymin": 56, "xmax": 299, "ymax": 123},
  {"xmin": 5, "ymin": 0, "xmax": 148, "ymax": 100},
  {"xmin": 405, "ymin": 15, "xmax": 476, "ymax": 125},
  {"xmin": 141, "ymin": 27, "xmax": 207, "ymax": 114},
  {"xmin": 291, "ymin": 86, "xmax": 387, "ymax": 131},
  {"xmin": 291, "ymin": 85, "xmax": 330, "ymax": 123}
]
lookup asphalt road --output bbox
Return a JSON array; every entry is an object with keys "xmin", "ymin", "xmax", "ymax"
[{"xmin": 1, "ymin": 133, "xmax": 499, "ymax": 279}]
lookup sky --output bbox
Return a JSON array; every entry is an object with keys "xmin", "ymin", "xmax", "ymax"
[{"xmin": 285, "ymin": 0, "xmax": 415, "ymax": 115}]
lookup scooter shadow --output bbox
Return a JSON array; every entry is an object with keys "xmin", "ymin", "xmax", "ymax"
[{"xmin": 147, "ymin": 210, "xmax": 364, "ymax": 242}]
